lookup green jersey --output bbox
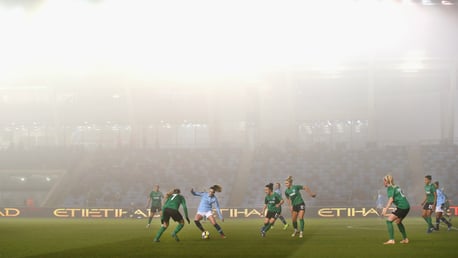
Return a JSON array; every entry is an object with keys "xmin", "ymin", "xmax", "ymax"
[
  {"xmin": 387, "ymin": 185, "xmax": 410, "ymax": 209},
  {"xmin": 149, "ymin": 191, "xmax": 163, "ymax": 208},
  {"xmin": 163, "ymin": 194, "xmax": 189, "ymax": 218},
  {"xmin": 285, "ymin": 185, "xmax": 305, "ymax": 206},
  {"xmin": 265, "ymin": 192, "xmax": 282, "ymax": 213},
  {"xmin": 424, "ymin": 183, "xmax": 436, "ymax": 203}
]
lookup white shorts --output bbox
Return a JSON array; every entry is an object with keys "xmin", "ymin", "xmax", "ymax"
[
  {"xmin": 435, "ymin": 203, "xmax": 445, "ymax": 213},
  {"xmin": 197, "ymin": 210, "xmax": 213, "ymax": 218}
]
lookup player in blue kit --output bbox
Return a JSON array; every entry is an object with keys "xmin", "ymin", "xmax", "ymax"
[{"xmin": 191, "ymin": 185, "xmax": 226, "ymax": 238}]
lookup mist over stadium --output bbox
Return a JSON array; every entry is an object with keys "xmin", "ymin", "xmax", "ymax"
[{"xmin": 1, "ymin": 0, "xmax": 457, "ymax": 220}]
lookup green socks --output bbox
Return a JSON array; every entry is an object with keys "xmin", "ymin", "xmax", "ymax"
[
  {"xmin": 425, "ymin": 217, "xmax": 434, "ymax": 228},
  {"xmin": 397, "ymin": 223, "xmax": 407, "ymax": 239},
  {"xmin": 154, "ymin": 226, "xmax": 166, "ymax": 240},
  {"xmin": 386, "ymin": 220, "xmax": 394, "ymax": 239},
  {"xmin": 386, "ymin": 220, "xmax": 407, "ymax": 240},
  {"xmin": 174, "ymin": 223, "xmax": 184, "ymax": 234},
  {"xmin": 262, "ymin": 223, "xmax": 272, "ymax": 232}
]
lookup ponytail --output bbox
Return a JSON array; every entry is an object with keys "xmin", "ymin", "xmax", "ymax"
[
  {"xmin": 383, "ymin": 175, "xmax": 395, "ymax": 187},
  {"xmin": 210, "ymin": 185, "xmax": 222, "ymax": 192},
  {"xmin": 165, "ymin": 188, "xmax": 180, "ymax": 199}
]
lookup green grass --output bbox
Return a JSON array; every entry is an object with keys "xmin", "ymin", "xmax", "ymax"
[{"xmin": 0, "ymin": 218, "xmax": 456, "ymax": 257}]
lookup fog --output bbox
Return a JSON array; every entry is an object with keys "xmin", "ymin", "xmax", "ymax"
[{"xmin": 0, "ymin": 0, "xmax": 457, "ymax": 211}]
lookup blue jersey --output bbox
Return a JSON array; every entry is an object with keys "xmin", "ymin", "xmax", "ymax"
[
  {"xmin": 274, "ymin": 189, "xmax": 282, "ymax": 197},
  {"xmin": 191, "ymin": 190, "xmax": 223, "ymax": 220},
  {"xmin": 436, "ymin": 188, "xmax": 447, "ymax": 206},
  {"xmin": 376, "ymin": 193, "xmax": 386, "ymax": 208}
]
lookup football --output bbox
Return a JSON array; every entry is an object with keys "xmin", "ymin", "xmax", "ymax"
[{"xmin": 201, "ymin": 231, "xmax": 210, "ymax": 239}]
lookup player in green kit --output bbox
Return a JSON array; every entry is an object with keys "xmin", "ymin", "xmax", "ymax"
[
  {"xmin": 271, "ymin": 182, "xmax": 289, "ymax": 230},
  {"xmin": 421, "ymin": 175, "xmax": 437, "ymax": 233},
  {"xmin": 146, "ymin": 184, "xmax": 164, "ymax": 228},
  {"xmin": 260, "ymin": 183, "xmax": 284, "ymax": 237},
  {"xmin": 284, "ymin": 176, "xmax": 316, "ymax": 238},
  {"xmin": 381, "ymin": 175, "xmax": 410, "ymax": 245},
  {"xmin": 153, "ymin": 188, "xmax": 190, "ymax": 242}
]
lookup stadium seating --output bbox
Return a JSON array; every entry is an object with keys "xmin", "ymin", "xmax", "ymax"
[{"xmin": 1, "ymin": 145, "xmax": 456, "ymax": 209}]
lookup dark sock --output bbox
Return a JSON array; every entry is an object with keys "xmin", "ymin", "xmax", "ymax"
[
  {"xmin": 279, "ymin": 215, "xmax": 287, "ymax": 225},
  {"xmin": 194, "ymin": 220, "xmax": 205, "ymax": 232},
  {"xmin": 214, "ymin": 223, "xmax": 224, "ymax": 235},
  {"xmin": 441, "ymin": 217, "xmax": 452, "ymax": 226}
]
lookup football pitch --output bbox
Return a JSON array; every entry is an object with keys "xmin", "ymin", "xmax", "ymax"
[{"xmin": 1, "ymin": 218, "xmax": 456, "ymax": 258}]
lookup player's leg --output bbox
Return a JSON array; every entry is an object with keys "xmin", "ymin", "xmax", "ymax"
[
  {"xmin": 261, "ymin": 217, "xmax": 269, "ymax": 234},
  {"xmin": 171, "ymin": 212, "xmax": 185, "ymax": 242},
  {"xmin": 147, "ymin": 208, "xmax": 154, "ymax": 227},
  {"xmin": 425, "ymin": 208, "xmax": 434, "ymax": 232},
  {"xmin": 208, "ymin": 214, "xmax": 225, "ymax": 237},
  {"xmin": 291, "ymin": 210, "xmax": 299, "ymax": 237},
  {"xmin": 260, "ymin": 217, "xmax": 270, "ymax": 237},
  {"xmin": 383, "ymin": 214, "xmax": 397, "ymax": 244},
  {"xmin": 154, "ymin": 215, "xmax": 169, "ymax": 242},
  {"xmin": 277, "ymin": 208, "xmax": 289, "ymax": 229},
  {"xmin": 435, "ymin": 211, "xmax": 442, "ymax": 230},
  {"xmin": 297, "ymin": 209, "xmax": 305, "ymax": 238},
  {"xmin": 422, "ymin": 205, "xmax": 434, "ymax": 232},
  {"xmin": 278, "ymin": 214, "xmax": 287, "ymax": 225},
  {"xmin": 263, "ymin": 214, "xmax": 276, "ymax": 234},
  {"xmin": 437, "ymin": 204, "xmax": 452, "ymax": 229},
  {"xmin": 266, "ymin": 217, "xmax": 276, "ymax": 232},
  {"xmin": 194, "ymin": 213, "xmax": 205, "ymax": 232},
  {"xmin": 439, "ymin": 213, "xmax": 452, "ymax": 229},
  {"xmin": 395, "ymin": 218, "xmax": 408, "ymax": 243},
  {"xmin": 279, "ymin": 214, "xmax": 289, "ymax": 230}
]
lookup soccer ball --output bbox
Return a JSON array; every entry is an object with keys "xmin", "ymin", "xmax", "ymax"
[{"xmin": 201, "ymin": 231, "xmax": 210, "ymax": 239}]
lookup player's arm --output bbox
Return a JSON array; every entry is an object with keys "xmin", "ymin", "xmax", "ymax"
[
  {"xmin": 190, "ymin": 188, "xmax": 203, "ymax": 197},
  {"xmin": 421, "ymin": 193, "xmax": 427, "ymax": 206},
  {"xmin": 181, "ymin": 197, "xmax": 190, "ymax": 223},
  {"xmin": 433, "ymin": 189, "xmax": 437, "ymax": 209},
  {"xmin": 214, "ymin": 198, "xmax": 224, "ymax": 222},
  {"xmin": 261, "ymin": 197, "xmax": 268, "ymax": 215},
  {"xmin": 275, "ymin": 194, "xmax": 284, "ymax": 207},
  {"xmin": 261, "ymin": 204, "xmax": 267, "ymax": 217},
  {"xmin": 146, "ymin": 196, "xmax": 151, "ymax": 209},
  {"xmin": 302, "ymin": 185, "xmax": 317, "ymax": 198},
  {"xmin": 160, "ymin": 199, "xmax": 168, "ymax": 223},
  {"xmin": 277, "ymin": 198, "xmax": 284, "ymax": 207},
  {"xmin": 285, "ymin": 196, "xmax": 292, "ymax": 211},
  {"xmin": 382, "ymin": 197, "xmax": 394, "ymax": 216}
]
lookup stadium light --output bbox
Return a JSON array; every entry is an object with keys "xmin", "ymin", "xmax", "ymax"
[{"xmin": 441, "ymin": 0, "xmax": 455, "ymax": 5}]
